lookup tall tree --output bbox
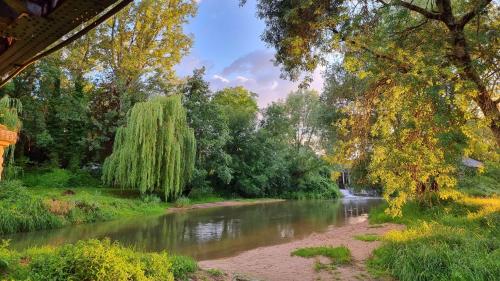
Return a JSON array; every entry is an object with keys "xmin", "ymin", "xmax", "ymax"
[
  {"xmin": 248, "ymin": 0, "xmax": 499, "ymax": 145},
  {"xmin": 249, "ymin": 0, "xmax": 499, "ymax": 214},
  {"xmin": 102, "ymin": 95, "xmax": 196, "ymax": 200},
  {"xmin": 181, "ymin": 69, "xmax": 232, "ymax": 192},
  {"xmin": 212, "ymin": 87, "xmax": 259, "ymax": 153}
]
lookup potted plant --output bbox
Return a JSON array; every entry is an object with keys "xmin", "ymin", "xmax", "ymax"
[{"xmin": 0, "ymin": 95, "xmax": 21, "ymax": 179}]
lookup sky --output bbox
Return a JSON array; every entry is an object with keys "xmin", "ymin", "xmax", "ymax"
[{"xmin": 175, "ymin": 0, "xmax": 324, "ymax": 107}]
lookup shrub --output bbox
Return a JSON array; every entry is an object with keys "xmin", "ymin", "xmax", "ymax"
[
  {"xmin": 173, "ymin": 196, "xmax": 191, "ymax": 208},
  {"xmin": 142, "ymin": 194, "xmax": 162, "ymax": 204},
  {"xmin": 170, "ymin": 255, "xmax": 198, "ymax": 280},
  {"xmin": 67, "ymin": 170, "xmax": 102, "ymax": 188},
  {"xmin": 22, "ymin": 168, "xmax": 100, "ymax": 189},
  {"xmin": 25, "ymin": 239, "xmax": 174, "ymax": 281}
]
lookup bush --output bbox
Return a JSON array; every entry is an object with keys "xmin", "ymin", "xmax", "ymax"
[
  {"xmin": 170, "ymin": 255, "xmax": 198, "ymax": 280},
  {"xmin": 22, "ymin": 168, "xmax": 100, "ymax": 189},
  {"xmin": 173, "ymin": 196, "xmax": 191, "ymax": 208},
  {"xmin": 0, "ymin": 239, "xmax": 175, "ymax": 281},
  {"xmin": 22, "ymin": 168, "xmax": 72, "ymax": 188},
  {"xmin": 142, "ymin": 194, "xmax": 162, "ymax": 204}
]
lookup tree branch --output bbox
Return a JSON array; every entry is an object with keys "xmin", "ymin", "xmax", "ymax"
[
  {"xmin": 394, "ymin": 0, "xmax": 442, "ymax": 20},
  {"xmin": 458, "ymin": 0, "xmax": 493, "ymax": 28}
]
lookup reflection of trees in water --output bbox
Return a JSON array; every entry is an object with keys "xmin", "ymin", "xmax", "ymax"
[
  {"xmin": 341, "ymin": 199, "xmax": 381, "ymax": 218},
  {"xmin": 4, "ymin": 200, "xmax": 382, "ymax": 259}
]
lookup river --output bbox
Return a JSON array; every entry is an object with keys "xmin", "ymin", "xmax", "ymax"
[{"xmin": 2, "ymin": 197, "xmax": 382, "ymax": 261}]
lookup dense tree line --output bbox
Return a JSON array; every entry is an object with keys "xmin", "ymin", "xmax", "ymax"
[{"xmin": 181, "ymin": 69, "xmax": 338, "ymax": 199}]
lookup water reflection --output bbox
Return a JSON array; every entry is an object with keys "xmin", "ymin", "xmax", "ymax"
[{"xmin": 3, "ymin": 199, "xmax": 382, "ymax": 260}]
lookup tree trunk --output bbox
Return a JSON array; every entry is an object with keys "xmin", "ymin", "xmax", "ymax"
[{"xmin": 449, "ymin": 27, "xmax": 500, "ymax": 147}]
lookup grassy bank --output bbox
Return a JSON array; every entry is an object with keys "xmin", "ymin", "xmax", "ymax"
[
  {"xmin": 367, "ymin": 196, "xmax": 500, "ymax": 281},
  {"xmin": 0, "ymin": 179, "xmax": 168, "ymax": 235}
]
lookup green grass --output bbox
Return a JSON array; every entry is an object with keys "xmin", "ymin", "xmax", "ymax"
[
  {"xmin": 353, "ymin": 234, "xmax": 380, "ymax": 242},
  {"xmin": 206, "ymin": 268, "xmax": 224, "ymax": 277},
  {"xmin": 313, "ymin": 261, "xmax": 336, "ymax": 272},
  {"xmin": 291, "ymin": 246, "xmax": 351, "ymax": 265},
  {"xmin": 170, "ymin": 255, "xmax": 198, "ymax": 280},
  {"xmin": 457, "ymin": 162, "xmax": 500, "ymax": 197},
  {"xmin": 367, "ymin": 197, "xmax": 500, "ymax": 281}
]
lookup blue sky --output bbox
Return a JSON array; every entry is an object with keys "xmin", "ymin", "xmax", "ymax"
[{"xmin": 176, "ymin": 0, "xmax": 324, "ymax": 107}]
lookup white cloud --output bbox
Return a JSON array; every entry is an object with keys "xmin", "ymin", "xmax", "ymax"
[
  {"xmin": 270, "ymin": 81, "xmax": 278, "ymax": 90},
  {"xmin": 211, "ymin": 50, "xmax": 325, "ymax": 107},
  {"xmin": 213, "ymin": 74, "xmax": 229, "ymax": 83},
  {"xmin": 236, "ymin": 75, "xmax": 250, "ymax": 83}
]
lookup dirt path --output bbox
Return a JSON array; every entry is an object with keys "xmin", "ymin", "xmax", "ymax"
[
  {"xmin": 168, "ymin": 199, "xmax": 285, "ymax": 212},
  {"xmin": 199, "ymin": 216, "xmax": 403, "ymax": 281}
]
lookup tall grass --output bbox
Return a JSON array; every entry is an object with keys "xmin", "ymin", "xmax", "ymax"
[
  {"xmin": 368, "ymin": 197, "xmax": 500, "ymax": 281},
  {"xmin": 0, "ymin": 180, "xmax": 62, "ymax": 234}
]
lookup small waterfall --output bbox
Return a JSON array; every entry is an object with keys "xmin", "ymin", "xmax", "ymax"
[{"xmin": 339, "ymin": 188, "xmax": 356, "ymax": 198}]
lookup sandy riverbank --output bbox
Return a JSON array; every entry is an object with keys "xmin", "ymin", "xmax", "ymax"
[
  {"xmin": 199, "ymin": 216, "xmax": 403, "ymax": 281},
  {"xmin": 168, "ymin": 199, "xmax": 285, "ymax": 212}
]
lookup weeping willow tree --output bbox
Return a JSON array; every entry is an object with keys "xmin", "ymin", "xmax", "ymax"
[{"xmin": 102, "ymin": 95, "xmax": 196, "ymax": 200}]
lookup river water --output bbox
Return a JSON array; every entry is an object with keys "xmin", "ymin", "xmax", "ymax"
[{"xmin": 3, "ymin": 198, "xmax": 382, "ymax": 260}]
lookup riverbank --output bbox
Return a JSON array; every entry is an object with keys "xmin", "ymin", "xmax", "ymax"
[
  {"xmin": 168, "ymin": 198, "xmax": 285, "ymax": 212},
  {"xmin": 199, "ymin": 217, "xmax": 403, "ymax": 281}
]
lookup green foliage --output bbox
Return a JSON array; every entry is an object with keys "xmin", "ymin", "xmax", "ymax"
[
  {"xmin": 206, "ymin": 268, "xmax": 223, "ymax": 277},
  {"xmin": 174, "ymin": 196, "xmax": 191, "ymax": 208},
  {"xmin": 458, "ymin": 162, "xmax": 500, "ymax": 197},
  {"xmin": 181, "ymin": 69, "xmax": 232, "ymax": 191},
  {"xmin": 21, "ymin": 168, "xmax": 101, "ymax": 189},
  {"xmin": 367, "ymin": 198, "xmax": 500, "ymax": 281},
  {"xmin": 251, "ymin": 0, "xmax": 500, "ymax": 216},
  {"xmin": 0, "ymin": 180, "xmax": 62, "ymax": 235},
  {"xmin": 353, "ymin": 234, "xmax": 380, "ymax": 242},
  {"xmin": 1, "ymin": 239, "xmax": 174, "ymax": 281},
  {"xmin": 1, "ymin": 0, "xmax": 196, "ymax": 168},
  {"xmin": 103, "ymin": 95, "xmax": 196, "ymax": 201},
  {"xmin": 0, "ymin": 95, "xmax": 22, "ymax": 131},
  {"xmin": 169, "ymin": 255, "xmax": 198, "ymax": 280},
  {"xmin": 212, "ymin": 86, "xmax": 258, "ymax": 137},
  {"xmin": 0, "ymin": 177, "xmax": 166, "ymax": 235},
  {"xmin": 291, "ymin": 246, "xmax": 351, "ymax": 265}
]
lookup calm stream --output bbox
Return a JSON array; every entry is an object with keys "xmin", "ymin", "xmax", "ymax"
[{"xmin": 4, "ymin": 199, "xmax": 382, "ymax": 260}]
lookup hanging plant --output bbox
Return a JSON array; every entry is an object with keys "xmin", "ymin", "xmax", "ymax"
[
  {"xmin": 0, "ymin": 95, "xmax": 22, "ymax": 131},
  {"xmin": 102, "ymin": 95, "xmax": 196, "ymax": 201}
]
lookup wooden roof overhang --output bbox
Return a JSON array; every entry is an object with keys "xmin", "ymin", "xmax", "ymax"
[{"xmin": 0, "ymin": 0, "xmax": 132, "ymax": 86}]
